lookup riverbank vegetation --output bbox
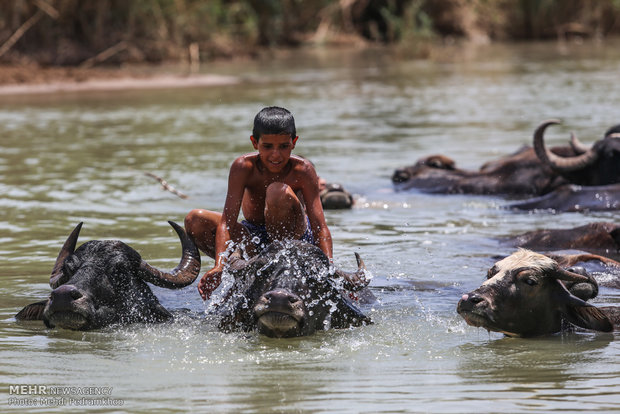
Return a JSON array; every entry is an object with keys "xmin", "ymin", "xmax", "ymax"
[{"xmin": 1, "ymin": 0, "xmax": 620, "ymax": 67}]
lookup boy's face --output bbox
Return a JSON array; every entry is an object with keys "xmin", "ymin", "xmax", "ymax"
[{"xmin": 251, "ymin": 133, "xmax": 298, "ymax": 174}]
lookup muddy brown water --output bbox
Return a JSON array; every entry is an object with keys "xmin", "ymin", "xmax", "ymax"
[{"xmin": 1, "ymin": 40, "xmax": 619, "ymax": 412}]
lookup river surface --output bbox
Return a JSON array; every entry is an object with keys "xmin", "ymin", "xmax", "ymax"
[{"xmin": 1, "ymin": 40, "xmax": 619, "ymax": 413}]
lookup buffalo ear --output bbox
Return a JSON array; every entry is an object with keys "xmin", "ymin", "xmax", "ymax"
[
  {"xmin": 15, "ymin": 300, "xmax": 48, "ymax": 321},
  {"xmin": 148, "ymin": 302, "xmax": 173, "ymax": 323},
  {"xmin": 330, "ymin": 294, "xmax": 372, "ymax": 329},
  {"xmin": 564, "ymin": 304, "xmax": 613, "ymax": 333}
]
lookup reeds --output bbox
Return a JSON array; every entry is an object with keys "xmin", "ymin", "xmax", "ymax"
[{"xmin": 0, "ymin": 0, "xmax": 618, "ymax": 66}]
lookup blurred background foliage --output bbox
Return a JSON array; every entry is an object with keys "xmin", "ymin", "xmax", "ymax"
[{"xmin": 1, "ymin": 0, "xmax": 619, "ymax": 66}]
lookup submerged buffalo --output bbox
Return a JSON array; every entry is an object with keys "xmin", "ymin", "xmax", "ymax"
[
  {"xmin": 457, "ymin": 249, "xmax": 619, "ymax": 337},
  {"xmin": 533, "ymin": 120, "xmax": 620, "ymax": 187},
  {"xmin": 16, "ymin": 221, "xmax": 201, "ymax": 330},
  {"xmin": 320, "ymin": 182, "xmax": 354, "ymax": 210},
  {"xmin": 391, "ymin": 148, "xmax": 566, "ymax": 195},
  {"xmin": 211, "ymin": 240, "xmax": 372, "ymax": 338},
  {"xmin": 392, "ymin": 120, "xmax": 620, "ymax": 208},
  {"xmin": 508, "ymin": 183, "xmax": 620, "ymax": 212},
  {"xmin": 505, "ymin": 120, "xmax": 620, "ymax": 212},
  {"xmin": 501, "ymin": 222, "xmax": 620, "ymax": 261}
]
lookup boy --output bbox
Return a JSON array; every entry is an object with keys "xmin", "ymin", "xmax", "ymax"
[{"xmin": 185, "ymin": 106, "xmax": 333, "ymax": 300}]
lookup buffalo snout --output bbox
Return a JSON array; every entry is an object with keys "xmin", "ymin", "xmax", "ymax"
[
  {"xmin": 45, "ymin": 285, "xmax": 91, "ymax": 330},
  {"xmin": 256, "ymin": 290, "xmax": 305, "ymax": 317},
  {"xmin": 48, "ymin": 285, "xmax": 85, "ymax": 312},
  {"xmin": 391, "ymin": 168, "xmax": 411, "ymax": 183},
  {"xmin": 457, "ymin": 292, "xmax": 495, "ymax": 329},
  {"xmin": 254, "ymin": 289, "xmax": 306, "ymax": 338}
]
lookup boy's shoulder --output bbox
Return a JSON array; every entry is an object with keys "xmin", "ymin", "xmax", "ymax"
[
  {"xmin": 231, "ymin": 153, "xmax": 259, "ymax": 169},
  {"xmin": 290, "ymin": 154, "xmax": 310, "ymax": 167},
  {"xmin": 290, "ymin": 155, "xmax": 318, "ymax": 176}
]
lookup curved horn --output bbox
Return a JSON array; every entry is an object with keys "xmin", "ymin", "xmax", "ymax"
[
  {"xmin": 139, "ymin": 221, "xmax": 201, "ymax": 289},
  {"xmin": 533, "ymin": 119, "xmax": 599, "ymax": 173},
  {"xmin": 334, "ymin": 252, "xmax": 370, "ymax": 292},
  {"xmin": 50, "ymin": 222, "xmax": 83, "ymax": 288},
  {"xmin": 569, "ymin": 132, "xmax": 589, "ymax": 154},
  {"xmin": 551, "ymin": 266, "xmax": 592, "ymax": 284}
]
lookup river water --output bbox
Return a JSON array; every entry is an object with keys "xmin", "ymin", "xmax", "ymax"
[{"xmin": 1, "ymin": 40, "xmax": 619, "ymax": 413}]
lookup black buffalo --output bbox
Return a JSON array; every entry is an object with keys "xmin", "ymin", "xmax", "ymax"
[
  {"xmin": 457, "ymin": 249, "xmax": 619, "ymax": 337},
  {"xmin": 392, "ymin": 120, "xmax": 620, "ymax": 210},
  {"xmin": 211, "ymin": 240, "xmax": 372, "ymax": 338},
  {"xmin": 508, "ymin": 183, "xmax": 620, "ymax": 212},
  {"xmin": 16, "ymin": 221, "xmax": 201, "ymax": 330},
  {"xmin": 391, "ymin": 149, "xmax": 567, "ymax": 196},
  {"xmin": 320, "ymin": 182, "xmax": 354, "ymax": 210},
  {"xmin": 501, "ymin": 222, "xmax": 620, "ymax": 261},
  {"xmin": 534, "ymin": 119, "xmax": 620, "ymax": 187}
]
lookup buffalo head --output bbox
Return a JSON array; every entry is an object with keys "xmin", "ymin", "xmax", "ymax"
[
  {"xmin": 16, "ymin": 221, "xmax": 201, "ymax": 330},
  {"xmin": 214, "ymin": 240, "xmax": 371, "ymax": 338},
  {"xmin": 457, "ymin": 249, "xmax": 613, "ymax": 337},
  {"xmin": 320, "ymin": 182, "xmax": 354, "ymax": 210},
  {"xmin": 534, "ymin": 119, "xmax": 620, "ymax": 186}
]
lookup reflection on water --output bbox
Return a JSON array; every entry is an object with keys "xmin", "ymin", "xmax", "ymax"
[
  {"xmin": 458, "ymin": 334, "xmax": 614, "ymax": 384},
  {"xmin": 1, "ymin": 39, "xmax": 620, "ymax": 412},
  {"xmin": 456, "ymin": 334, "xmax": 619, "ymax": 411}
]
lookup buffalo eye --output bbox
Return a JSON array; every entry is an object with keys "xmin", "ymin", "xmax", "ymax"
[
  {"xmin": 516, "ymin": 270, "xmax": 538, "ymax": 287},
  {"xmin": 63, "ymin": 255, "xmax": 81, "ymax": 275}
]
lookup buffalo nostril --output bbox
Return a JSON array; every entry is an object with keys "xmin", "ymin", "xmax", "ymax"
[
  {"xmin": 392, "ymin": 170, "xmax": 410, "ymax": 183},
  {"xmin": 50, "ymin": 285, "xmax": 82, "ymax": 302},
  {"xmin": 469, "ymin": 295, "xmax": 484, "ymax": 304},
  {"xmin": 262, "ymin": 290, "xmax": 301, "ymax": 308},
  {"xmin": 70, "ymin": 289, "xmax": 83, "ymax": 300}
]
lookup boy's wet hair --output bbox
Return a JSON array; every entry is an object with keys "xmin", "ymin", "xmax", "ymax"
[{"xmin": 253, "ymin": 106, "xmax": 296, "ymax": 140}]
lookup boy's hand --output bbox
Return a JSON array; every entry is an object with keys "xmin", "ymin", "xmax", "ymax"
[{"xmin": 198, "ymin": 266, "xmax": 223, "ymax": 300}]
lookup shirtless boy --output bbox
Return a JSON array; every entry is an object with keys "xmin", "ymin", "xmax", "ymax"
[{"xmin": 184, "ymin": 106, "xmax": 333, "ymax": 300}]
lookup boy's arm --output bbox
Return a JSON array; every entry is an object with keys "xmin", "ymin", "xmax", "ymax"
[
  {"xmin": 301, "ymin": 164, "xmax": 333, "ymax": 260},
  {"xmin": 214, "ymin": 166, "xmax": 246, "ymax": 266},
  {"xmin": 198, "ymin": 157, "xmax": 248, "ymax": 300}
]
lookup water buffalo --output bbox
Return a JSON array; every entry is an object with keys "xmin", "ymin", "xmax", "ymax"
[
  {"xmin": 16, "ymin": 221, "xmax": 201, "ymax": 330},
  {"xmin": 392, "ymin": 120, "xmax": 620, "ymax": 199},
  {"xmin": 211, "ymin": 240, "xmax": 372, "ymax": 338},
  {"xmin": 391, "ymin": 148, "xmax": 567, "ymax": 195},
  {"xmin": 320, "ymin": 182, "xmax": 354, "ymax": 210},
  {"xmin": 534, "ymin": 120, "xmax": 620, "ymax": 187},
  {"xmin": 508, "ymin": 183, "xmax": 620, "ymax": 212},
  {"xmin": 501, "ymin": 222, "xmax": 620, "ymax": 261},
  {"xmin": 457, "ymin": 249, "xmax": 618, "ymax": 337}
]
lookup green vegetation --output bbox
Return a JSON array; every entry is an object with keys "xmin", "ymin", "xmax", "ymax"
[{"xmin": 1, "ymin": 0, "xmax": 619, "ymax": 66}]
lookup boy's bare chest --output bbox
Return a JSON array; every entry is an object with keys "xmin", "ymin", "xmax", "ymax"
[{"xmin": 245, "ymin": 170, "xmax": 300, "ymax": 194}]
